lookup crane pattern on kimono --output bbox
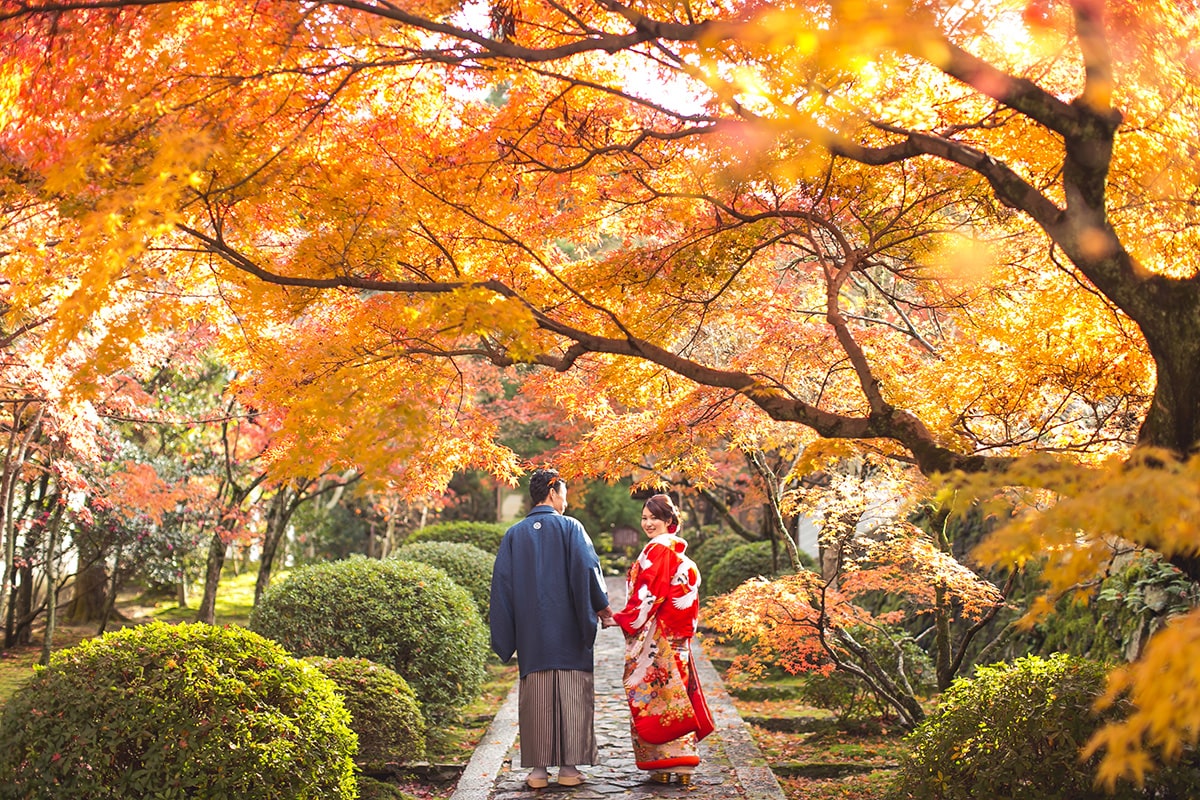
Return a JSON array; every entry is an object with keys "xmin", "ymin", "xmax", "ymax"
[{"xmin": 617, "ymin": 534, "xmax": 701, "ymax": 641}]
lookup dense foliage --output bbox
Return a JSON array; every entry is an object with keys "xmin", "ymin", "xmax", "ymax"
[
  {"xmin": 6, "ymin": 0, "xmax": 1200, "ymax": 779},
  {"xmin": 0, "ymin": 621, "xmax": 357, "ymax": 800},
  {"xmin": 250, "ymin": 556, "xmax": 488, "ymax": 722},
  {"xmin": 393, "ymin": 541, "xmax": 494, "ymax": 619},
  {"xmin": 1027, "ymin": 552, "xmax": 1199, "ymax": 663},
  {"xmin": 357, "ymin": 777, "xmax": 421, "ymax": 800},
  {"xmin": 305, "ymin": 656, "xmax": 426, "ymax": 768},
  {"xmin": 404, "ymin": 521, "xmax": 508, "ymax": 554},
  {"xmin": 569, "ymin": 479, "xmax": 642, "ymax": 536},
  {"xmin": 691, "ymin": 532, "xmax": 752, "ymax": 592},
  {"xmin": 892, "ymin": 653, "xmax": 1200, "ymax": 799},
  {"xmin": 706, "ymin": 540, "xmax": 797, "ymax": 598}
]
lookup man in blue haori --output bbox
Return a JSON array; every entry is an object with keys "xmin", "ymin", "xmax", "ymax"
[{"xmin": 490, "ymin": 467, "xmax": 615, "ymax": 789}]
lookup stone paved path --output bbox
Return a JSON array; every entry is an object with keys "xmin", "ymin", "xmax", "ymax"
[{"xmin": 450, "ymin": 578, "xmax": 787, "ymax": 800}]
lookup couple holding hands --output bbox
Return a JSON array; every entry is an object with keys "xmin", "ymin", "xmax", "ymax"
[{"xmin": 490, "ymin": 469, "xmax": 714, "ymax": 790}]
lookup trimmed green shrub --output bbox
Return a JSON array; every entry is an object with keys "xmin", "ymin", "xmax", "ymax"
[
  {"xmin": 393, "ymin": 541, "xmax": 493, "ymax": 619},
  {"xmin": 251, "ymin": 556, "xmax": 488, "ymax": 723},
  {"xmin": 690, "ymin": 531, "xmax": 748, "ymax": 582},
  {"xmin": 404, "ymin": 520, "xmax": 507, "ymax": 553},
  {"xmin": 892, "ymin": 653, "xmax": 1200, "ymax": 799},
  {"xmin": 706, "ymin": 540, "xmax": 796, "ymax": 597},
  {"xmin": 0, "ymin": 621, "xmax": 357, "ymax": 800},
  {"xmin": 569, "ymin": 479, "xmax": 641, "ymax": 535},
  {"xmin": 306, "ymin": 656, "xmax": 426, "ymax": 767}
]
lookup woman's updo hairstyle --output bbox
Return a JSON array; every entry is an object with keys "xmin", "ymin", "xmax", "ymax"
[{"xmin": 644, "ymin": 494, "xmax": 681, "ymax": 534}]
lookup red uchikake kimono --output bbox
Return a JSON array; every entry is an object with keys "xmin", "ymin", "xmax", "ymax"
[{"xmin": 612, "ymin": 533, "xmax": 713, "ymax": 773}]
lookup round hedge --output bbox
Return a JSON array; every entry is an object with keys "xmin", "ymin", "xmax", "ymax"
[
  {"xmin": 690, "ymin": 533, "xmax": 750, "ymax": 589},
  {"xmin": 305, "ymin": 657, "xmax": 426, "ymax": 767},
  {"xmin": 404, "ymin": 520, "xmax": 507, "ymax": 553},
  {"xmin": 393, "ymin": 541, "xmax": 494, "ymax": 619},
  {"xmin": 0, "ymin": 621, "xmax": 357, "ymax": 800},
  {"xmin": 250, "ymin": 556, "xmax": 488, "ymax": 723},
  {"xmin": 892, "ymin": 653, "xmax": 1200, "ymax": 800},
  {"xmin": 706, "ymin": 540, "xmax": 796, "ymax": 597}
]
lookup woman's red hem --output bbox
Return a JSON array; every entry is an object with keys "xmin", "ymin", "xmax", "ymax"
[{"xmin": 636, "ymin": 755, "xmax": 701, "ymax": 771}]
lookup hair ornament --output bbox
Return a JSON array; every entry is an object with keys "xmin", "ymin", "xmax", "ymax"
[{"xmin": 667, "ymin": 522, "xmax": 678, "ymax": 534}]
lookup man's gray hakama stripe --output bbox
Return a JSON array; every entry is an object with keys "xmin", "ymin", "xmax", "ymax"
[{"xmin": 517, "ymin": 669, "xmax": 599, "ymax": 767}]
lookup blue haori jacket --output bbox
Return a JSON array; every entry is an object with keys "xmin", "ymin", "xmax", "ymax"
[{"xmin": 490, "ymin": 505, "xmax": 610, "ymax": 678}]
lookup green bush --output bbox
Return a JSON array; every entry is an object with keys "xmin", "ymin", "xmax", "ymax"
[
  {"xmin": 892, "ymin": 653, "xmax": 1200, "ymax": 800},
  {"xmin": 251, "ymin": 556, "xmax": 488, "ymax": 723},
  {"xmin": 706, "ymin": 540, "xmax": 796, "ymax": 597},
  {"xmin": 306, "ymin": 656, "xmax": 426, "ymax": 767},
  {"xmin": 0, "ymin": 621, "xmax": 356, "ymax": 800},
  {"xmin": 404, "ymin": 520, "xmax": 507, "ymax": 553},
  {"xmin": 689, "ymin": 531, "xmax": 748, "ymax": 582},
  {"xmin": 393, "ymin": 541, "xmax": 493, "ymax": 619},
  {"xmin": 569, "ymin": 479, "xmax": 641, "ymax": 535}
]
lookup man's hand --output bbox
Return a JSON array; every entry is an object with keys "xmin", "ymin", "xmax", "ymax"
[{"xmin": 599, "ymin": 608, "xmax": 617, "ymax": 628}]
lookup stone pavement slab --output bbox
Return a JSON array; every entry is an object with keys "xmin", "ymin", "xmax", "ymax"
[{"xmin": 450, "ymin": 577, "xmax": 787, "ymax": 800}]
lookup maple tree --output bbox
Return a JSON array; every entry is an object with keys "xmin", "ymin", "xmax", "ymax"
[
  {"xmin": 706, "ymin": 517, "xmax": 1007, "ymax": 728},
  {"xmin": 0, "ymin": 300, "xmax": 184, "ymax": 647},
  {"xmin": 705, "ymin": 455, "xmax": 1011, "ymax": 728},
  {"xmin": 3, "ymin": 0, "xmax": 1200, "ymax": 781}
]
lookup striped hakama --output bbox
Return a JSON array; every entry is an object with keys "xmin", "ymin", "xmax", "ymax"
[{"xmin": 517, "ymin": 669, "xmax": 599, "ymax": 767}]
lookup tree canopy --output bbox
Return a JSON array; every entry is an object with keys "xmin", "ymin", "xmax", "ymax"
[{"xmin": 3, "ymin": 0, "xmax": 1200, "ymax": 782}]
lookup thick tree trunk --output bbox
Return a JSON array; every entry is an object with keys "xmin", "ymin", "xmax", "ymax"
[
  {"xmin": 8, "ymin": 563, "xmax": 34, "ymax": 646},
  {"xmin": 65, "ymin": 543, "xmax": 109, "ymax": 624},
  {"xmin": 97, "ymin": 543, "xmax": 125, "ymax": 635},
  {"xmin": 1134, "ymin": 330, "xmax": 1200, "ymax": 583},
  {"xmin": 173, "ymin": 521, "xmax": 194, "ymax": 609},
  {"xmin": 0, "ymin": 402, "xmax": 43, "ymax": 639},
  {"xmin": 819, "ymin": 541, "xmax": 839, "ymax": 585},
  {"xmin": 933, "ymin": 587, "xmax": 953, "ymax": 691},
  {"xmin": 380, "ymin": 504, "xmax": 397, "ymax": 559},
  {"xmin": 3, "ymin": 581, "xmax": 16, "ymax": 647},
  {"xmin": 195, "ymin": 531, "xmax": 227, "ymax": 625},
  {"xmin": 1137, "ymin": 330, "xmax": 1200, "ymax": 457}
]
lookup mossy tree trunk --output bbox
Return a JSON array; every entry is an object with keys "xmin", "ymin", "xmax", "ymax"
[{"xmin": 65, "ymin": 538, "xmax": 109, "ymax": 624}]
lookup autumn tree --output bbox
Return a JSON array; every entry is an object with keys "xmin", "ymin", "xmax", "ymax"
[
  {"xmin": 3, "ymin": 0, "xmax": 1200, "ymax": 781},
  {"xmin": 707, "ymin": 515, "xmax": 1007, "ymax": 727},
  {"xmin": 705, "ymin": 449, "xmax": 1012, "ymax": 729}
]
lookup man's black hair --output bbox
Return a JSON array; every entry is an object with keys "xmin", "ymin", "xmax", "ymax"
[{"xmin": 529, "ymin": 468, "xmax": 565, "ymax": 505}]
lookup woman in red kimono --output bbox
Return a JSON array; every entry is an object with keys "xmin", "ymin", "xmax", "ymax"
[{"xmin": 613, "ymin": 494, "xmax": 712, "ymax": 785}]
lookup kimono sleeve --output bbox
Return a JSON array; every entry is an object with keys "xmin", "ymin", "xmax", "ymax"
[
  {"xmin": 566, "ymin": 519, "xmax": 607, "ymax": 644},
  {"xmin": 489, "ymin": 533, "xmax": 517, "ymax": 662},
  {"xmin": 613, "ymin": 542, "xmax": 678, "ymax": 636}
]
